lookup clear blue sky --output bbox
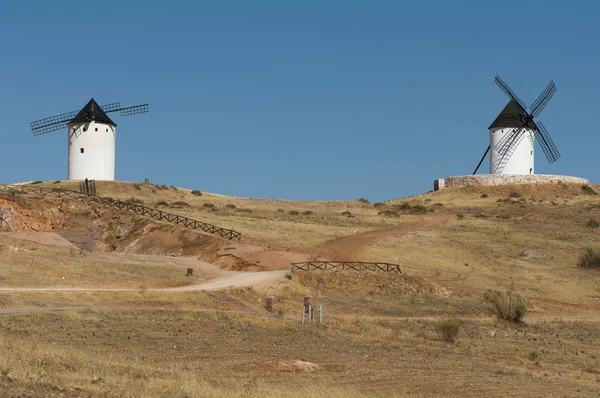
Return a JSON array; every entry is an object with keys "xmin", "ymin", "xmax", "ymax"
[{"xmin": 1, "ymin": 1, "xmax": 598, "ymax": 202}]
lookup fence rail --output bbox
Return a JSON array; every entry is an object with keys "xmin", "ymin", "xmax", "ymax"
[
  {"xmin": 0, "ymin": 184, "xmax": 242, "ymax": 240},
  {"xmin": 291, "ymin": 261, "xmax": 401, "ymax": 273}
]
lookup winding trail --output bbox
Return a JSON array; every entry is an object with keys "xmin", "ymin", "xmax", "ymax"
[
  {"xmin": 0, "ymin": 270, "xmax": 286, "ymax": 293},
  {"xmin": 319, "ymin": 214, "xmax": 451, "ymax": 261}
]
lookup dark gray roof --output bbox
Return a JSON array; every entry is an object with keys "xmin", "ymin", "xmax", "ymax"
[
  {"xmin": 68, "ymin": 98, "xmax": 116, "ymax": 126},
  {"xmin": 488, "ymin": 100, "xmax": 536, "ymax": 130}
]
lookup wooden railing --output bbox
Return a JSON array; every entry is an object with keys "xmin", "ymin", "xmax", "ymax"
[
  {"xmin": 0, "ymin": 184, "xmax": 242, "ymax": 241},
  {"xmin": 291, "ymin": 261, "xmax": 401, "ymax": 273}
]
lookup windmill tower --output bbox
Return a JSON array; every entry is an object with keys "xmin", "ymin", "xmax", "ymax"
[
  {"xmin": 30, "ymin": 99, "xmax": 149, "ymax": 181},
  {"xmin": 472, "ymin": 76, "xmax": 560, "ymax": 175}
]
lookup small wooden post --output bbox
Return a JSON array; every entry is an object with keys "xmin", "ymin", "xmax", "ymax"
[
  {"xmin": 266, "ymin": 296, "xmax": 276, "ymax": 313},
  {"xmin": 186, "ymin": 268, "xmax": 193, "ymax": 276},
  {"xmin": 308, "ymin": 305, "xmax": 312, "ymax": 321},
  {"xmin": 320, "ymin": 304, "xmax": 323, "ymax": 324},
  {"xmin": 301, "ymin": 306, "xmax": 305, "ymax": 326}
]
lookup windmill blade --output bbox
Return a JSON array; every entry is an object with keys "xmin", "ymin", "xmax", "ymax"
[
  {"xmin": 530, "ymin": 82, "xmax": 556, "ymax": 118},
  {"xmin": 492, "ymin": 130, "xmax": 527, "ymax": 173},
  {"xmin": 31, "ymin": 102, "xmax": 122, "ymax": 135},
  {"xmin": 495, "ymin": 75, "xmax": 528, "ymax": 110},
  {"xmin": 99, "ymin": 102, "xmax": 122, "ymax": 113},
  {"xmin": 493, "ymin": 127, "xmax": 523, "ymax": 153},
  {"xmin": 472, "ymin": 145, "xmax": 490, "ymax": 175},
  {"xmin": 119, "ymin": 104, "xmax": 149, "ymax": 117},
  {"xmin": 535, "ymin": 121, "xmax": 561, "ymax": 163}
]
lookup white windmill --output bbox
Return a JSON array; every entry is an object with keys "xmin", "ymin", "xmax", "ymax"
[
  {"xmin": 472, "ymin": 76, "xmax": 559, "ymax": 175},
  {"xmin": 31, "ymin": 99, "xmax": 149, "ymax": 181}
]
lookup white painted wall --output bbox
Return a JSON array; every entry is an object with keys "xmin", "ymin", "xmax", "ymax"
[
  {"xmin": 489, "ymin": 127, "xmax": 534, "ymax": 175},
  {"xmin": 68, "ymin": 121, "xmax": 116, "ymax": 180}
]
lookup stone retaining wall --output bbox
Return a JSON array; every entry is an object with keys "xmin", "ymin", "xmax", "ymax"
[{"xmin": 434, "ymin": 174, "xmax": 589, "ymax": 191}]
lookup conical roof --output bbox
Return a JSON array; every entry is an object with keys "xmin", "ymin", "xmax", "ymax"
[
  {"xmin": 68, "ymin": 98, "xmax": 116, "ymax": 126},
  {"xmin": 488, "ymin": 100, "xmax": 536, "ymax": 130}
]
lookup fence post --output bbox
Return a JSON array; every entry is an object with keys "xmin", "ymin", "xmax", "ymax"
[
  {"xmin": 320, "ymin": 305, "xmax": 323, "ymax": 324},
  {"xmin": 302, "ymin": 306, "xmax": 305, "ymax": 327},
  {"xmin": 308, "ymin": 305, "xmax": 312, "ymax": 322}
]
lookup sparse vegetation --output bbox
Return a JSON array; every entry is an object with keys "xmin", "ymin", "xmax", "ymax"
[
  {"xmin": 303, "ymin": 210, "xmax": 313, "ymax": 216},
  {"xmin": 480, "ymin": 193, "xmax": 489, "ymax": 198},
  {"xmin": 581, "ymin": 184, "xmax": 597, "ymax": 195},
  {"xmin": 155, "ymin": 200, "xmax": 169, "ymax": 207},
  {"xmin": 508, "ymin": 191, "xmax": 522, "ymax": 198},
  {"xmin": 31, "ymin": 181, "xmax": 43, "ymax": 184},
  {"xmin": 577, "ymin": 246, "xmax": 600, "ymax": 269},
  {"xmin": 288, "ymin": 210, "xmax": 299, "ymax": 216},
  {"xmin": 225, "ymin": 204, "xmax": 237, "ymax": 209},
  {"xmin": 191, "ymin": 190, "xmax": 202, "ymax": 196},
  {"xmin": 133, "ymin": 183, "xmax": 141, "ymax": 190},
  {"xmin": 483, "ymin": 289, "xmax": 529, "ymax": 323},
  {"xmin": 436, "ymin": 318, "xmax": 462, "ymax": 343},
  {"xmin": 586, "ymin": 219, "xmax": 599, "ymax": 229},
  {"xmin": 53, "ymin": 180, "xmax": 61, "ymax": 184},
  {"xmin": 125, "ymin": 197, "xmax": 144, "ymax": 204},
  {"xmin": 456, "ymin": 213, "xmax": 465, "ymax": 219},
  {"xmin": 203, "ymin": 202, "xmax": 215, "ymax": 209},
  {"xmin": 356, "ymin": 198, "xmax": 370, "ymax": 205},
  {"xmin": 341, "ymin": 211, "xmax": 353, "ymax": 217},
  {"xmin": 171, "ymin": 201, "xmax": 190, "ymax": 208}
]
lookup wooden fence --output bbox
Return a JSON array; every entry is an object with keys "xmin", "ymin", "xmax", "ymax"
[
  {"xmin": 291, "ymin": 261, "xmax": 401, "ymax": 273},
  {"xmin": 0, "ymin": 184, "xmax": 242, "ymax": 241}
]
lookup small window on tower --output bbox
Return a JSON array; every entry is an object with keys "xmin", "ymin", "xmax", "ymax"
[
  {"xmin": 530, "ymin": 151, "xmax": 532, "ymax": 155},
  {"xmin": 83, "ymin": 126, "xmax": 87, "ymax": 132},
  {"xmin": 80, "ymin": 148, "xmax": 84, "ymax": 154},
  {"xmin": 95, "ymin": 128, "xmax": 98, "ymax": 132},
  {"xmin": 106, "ymin": 128, "xmax": 108, "ymax": 132}
]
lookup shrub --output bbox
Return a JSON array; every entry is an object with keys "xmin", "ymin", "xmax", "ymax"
[
  {"xmin": 456, "ymin": 213, "xmax": 465, "ymax": 219},
  {"xmin": 480, "ymin": 193, "xmax": 489, "ymax": 198},
  {"xmin": 170, "ymin": 185, "xmax": 178, "ymax": 190},
  {"xmin": 171, "ymin": 201, "xmax": 190, "ymax": 208},
  {"xmin": 433, "ymin": 203, "xmax": 444, "ymax": 207},
  {"xmin": 508, "ymin": 191, "xmax": 522, "ymax": 198},
  {"xmin": 356, "ymin": 198, "xmax": 370, "ymax": 205},
  {"xmin": 155, "ymin": 200, "xmax": 169, "ymax": 207},
  {"xmin": 373, "ymin": 202, "xmax": 386, "ymax": 208},
  {"xmin": 225, "ymin": 204, "xmax": 236, "ymax": 209},
  {"xmin": 133, "ymin": 183, "xmax": 141, "ymax": 190},
  {"xmin": 288, "ymin": 210, "xmax": 299, "ymax": 216},
  {"xmin": 53, "ymin": 180, "xmax": 61, "ymax": 184},
  {"xmin": 302, "ymin": 210, "xmax": 313, "ymax": 216},
  {"xmin": 285, "ymin": 273, "xmax": 293, "ymax": 280},
  {"xmin": 483, "ymin": 289, "xmax": 529, "ymax": 322},
  {"xmin": 586, "ymin": 219, "xmax": 600, "ymax": 229},
  {"xmin": 236, "ymin": 208, "xmax": 253, "ymax": 213},
  {"xmin": 159, "ymin": 184, "xmax": 168, "ymax": 190},
  {"xmin": 412, "ymin": 204, "xmax": 427, "ymax": 214},
  {"xmin": 378, "ymin": 210, "xmax": 399, "ymax": 217},
  {"xmin": 341, "ymin": 211, "xmax": 353, "ymax": 217},
  {"xmin": 577, "ymin": 246, "xmax": 600, "ymax": 269},
  {"xmin": 474, "ymin": 212, "xmax": 490, "ymax": 218},
  {"xmin": 436, "ymin": 318, "xmax": 462, "ymax": 343},
  {"xmin": 203, "ymin": 202, "xmax": 215, "ymax": 209},
  {"xmin": 277, "ymin": 209, "xmax": 285, "ymax": 213},
  {"xmin": 125, "ymin": 197, "xmax": 144, "ymax": 204},
  {"xmin": 582, "ymin": 184, "xmax": 597, "ymax": 195},
  {"xmin": 191, "ymin": 190, "xmax": 202, "ymax": 196},
  {"xmin": 31, "ymin": 181, "xmax": 43, "ymax": 184}
]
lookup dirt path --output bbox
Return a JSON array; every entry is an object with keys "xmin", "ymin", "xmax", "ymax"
[
  {"xmin": 0, "ymin": 270, "xmax": 286, "ymax": 293},
  {"xmin": 319, "ymin": 214, "xmax": 451, "ymax": 261}
]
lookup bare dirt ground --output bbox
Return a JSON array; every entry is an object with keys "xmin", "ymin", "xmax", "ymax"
[
  {"xmin": 319, "ymin": 214, "xmax": 451, "ymax": 261},
  {"xmin": 0, "ymin": 231, "xmax": 76, "ymax": 248}
]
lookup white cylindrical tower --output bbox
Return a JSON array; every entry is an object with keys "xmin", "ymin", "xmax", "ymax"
[
  {"xmin": 488, "ymin": 100, "xmax": 535, "ymax": 175},
  {"xmin": 68, "ymin": 121, "xmax": 116, "ymax": 180},
  {"xmin": 67, "ymin": 99, "xmax": 117, "ymax": 181},
  {"xmin": 489, "ymin": 127, "xmax": 534, "ymax": 174}
]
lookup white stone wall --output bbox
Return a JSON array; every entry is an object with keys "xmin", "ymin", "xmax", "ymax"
[
  {"xmin": 490, "ymin": 127, "xmax": 534, "ymax": 174},
  {"xmin": 433, "ymin": 174, "xmax": 589, "ymax": 191}
]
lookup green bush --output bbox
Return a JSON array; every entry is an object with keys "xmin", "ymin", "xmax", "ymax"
[
  {"xmin": 341, "ymin": 211, "xmax": 353, "ymax": 217},
  {"xmin": 483, "ymin": 289, "xmax": 529, "ymax": 322},
  {"xmin": 191, "ymin": 190, "xmax": 202, "ymax": 196},
  {"xmin": 53, "ymin": 180, "xmax": 61, "ymax": 184},
  {"xmin": 155, "ymin": 200, "xmax": 169, "ymax": 207},
  {"xmin": 436, "ymin": 318, "xmax": 462, "ymax": 343},
  {"xmin": 285, "ymin": 273, "xmax": 293, "ymax": 280},
  {"xmin": 508, "ymin": 191, "xmax": 522, "ymax": 198},
  {"xmin": 303, "ymin": 210, "xmax": 313, "ymax": 216},
  {"xmin": 480, "ymin": 193, "xmax": 489, "ymax": 198},
  {"xmin": 577, "ymin": 246, "xmax": 600, "ymax": 269},
  {"xmin": 225, "ymin": 204, "xmax": 236, "ymax": 209},
  {"xmin": 456, "ymin": 213, "xmax": 465, "ymax": 219},
  {"xmin": 288, "ymin": 210, "xmax": 299, "ymax": 216},
  {"xmin": 356, "ymin": 198, "xmax": 370, "ymax": 205},
  {"xmin": 203, "ymin": 202, "xmax": 215, "ymax": 209}
]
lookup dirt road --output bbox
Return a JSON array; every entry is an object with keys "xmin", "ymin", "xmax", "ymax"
[{"xmin": 319, "ymin": 214, "xmax": 450, "ymax": 261}]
